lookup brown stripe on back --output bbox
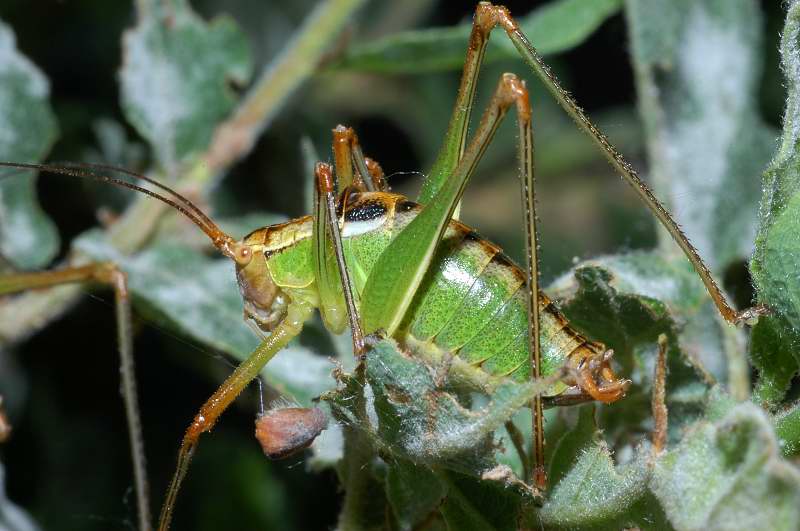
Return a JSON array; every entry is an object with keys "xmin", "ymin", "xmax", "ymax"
[
  {"xmin": 541, "ymin": 298, "xmax": 571, "ymax": 332},
  {"xmin": 552, "ymin": 311, "xmax": 582, "ymax": 341},
  {"xmin": 449, "ymin": 220, "xmax": 472, "ymax": 236},
  {"xmin": 490, "ymin": 251, "xmax": 527, "ymax": 285},
  {"xmin": 242, "ymin": 226, "xmax": 270, "ymax": 246},
  {"xmin": 241, "ymin": 216, "xmax": 314, "ymax": 258},
  {"xmin": 540, "ymin": 297, "xmax": 606, "ymax": 361},
  {"xmin": 453, "ymin": 225, "xmax": 507, "ymax": 265}
]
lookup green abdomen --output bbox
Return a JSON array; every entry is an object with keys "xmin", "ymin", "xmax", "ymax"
[{"xmin": 342, "ymin": 194, "xmax": 603, "ymax": 388}]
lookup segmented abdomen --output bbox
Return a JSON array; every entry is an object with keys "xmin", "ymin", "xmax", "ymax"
[{"xmin": 344, "ymin": 195, "xmax": 606, "ymax": 387}]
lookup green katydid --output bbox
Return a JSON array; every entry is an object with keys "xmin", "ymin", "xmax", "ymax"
[{"xmin": 0, "ymin": 3, "xmax": 765, "ymax": 530}]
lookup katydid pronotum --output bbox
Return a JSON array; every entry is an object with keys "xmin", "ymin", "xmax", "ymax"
[{"xmin": 0, "ymin": 3, "xmax": 766, "ymax": 530}]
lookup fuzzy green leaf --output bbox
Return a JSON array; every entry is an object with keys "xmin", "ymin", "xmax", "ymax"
[
  {"xmin": 331, "ymin": 0, "xmax": 621, "ymax": 74},
  {"xmin": 120, "ymin": 0, "xmax": 252, "ymax": 173},
  {"xmin": 546, "ymin": 404, "xmax": 597, "ymax": 486},
  {"xmin": 539, "ymin": 442, "xmax": 649, "ymax": 527},
  {"xmin": 751, "ymin": 0, "xmax": 800, "ymax": 394},
  {"xmin": 652, "ymin": 403, "xmax": 800, "ymax": 530},
  {"xmin": 385, "ymin": 458, "xmax": 445, "ymax": 530},
  {"xmin": 355, "ymin": 337, "xmax": 543, "ymax": 469},
  {"xmin": 751, "ymin": 316, "xmax": 800, "ymax": 408},
  {"xmin": 0, "ymin": 20, "xmax": 59, "ymax": 270},
  {"xmin": 627, "ymin": 0, "xmax": 776, "ymax": 272},
  {"xmin": 753, "ymin": 1, "xmax": 800, "ymax": 256},
  {"xmin": 754, "ymin": 193, "xmax": 800, "ymax": 325},
  {"xmin": 74, "ymin": 231, "xmax": 333, "ymax": 405},
  {"xmin": 325, "ymin": 337, "xmax": 543, "ymax": 527},
  {"xmin": 438, "ymin": 471, "xmax": 534, "ymax": 531},
  {"xmin": 548, "ymin": 251, "xmax": 748, "ymax": 456},
  {"xmin": 775, "ymin": 401, "xmax": 800, "ymax": 457}
]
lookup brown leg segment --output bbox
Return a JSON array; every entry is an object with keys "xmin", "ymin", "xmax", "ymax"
[
  {"xmin": 509, "ymin": 73, "xmax": 548, "ymax": 491},
  {"xmin": 0, "ymin": 263, "xmax": 151, "ymax": 531},
  {"xmin": 410, "ymin": 2, "xmax": 547, "ymax": 488},
  {"xmin": 332, "ymin": 125, "xmax": 365, "ymax": 191},
  {"xmin": 364, "ymin": 157, "xmax": 387, "ymax": 192},
  {"xmin": 332, "ymin": 125, "xmax": 388, "ymax": 192}
]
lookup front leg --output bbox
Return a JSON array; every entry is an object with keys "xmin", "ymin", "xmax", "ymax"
[
  {"xmin": 157, "ymin": 299, "xmax": 313, "ymax": 531},
  {"xmin": 313, "ymin": 160, "xmax": 365, "ymax": 355}
]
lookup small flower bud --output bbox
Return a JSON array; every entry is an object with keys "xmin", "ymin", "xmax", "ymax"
[{"xmin": 254, "ymin": 406, "xmax": 328, "ymax": 460}]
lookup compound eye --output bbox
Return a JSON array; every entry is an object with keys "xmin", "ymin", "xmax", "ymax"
[{"xmin": 233, "ymin": 243, "xmax": 253, "ymax": 266}]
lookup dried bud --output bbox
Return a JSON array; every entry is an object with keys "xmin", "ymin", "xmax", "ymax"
[{"xmin": 255, "ymin": 406, "xmax": 328, "ymax": 460}]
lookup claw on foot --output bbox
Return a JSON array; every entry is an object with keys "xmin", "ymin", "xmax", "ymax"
[
  {"xmin": 734, "ymin": 304, "xmax": 770, "ymax": 327},
  {"xmin": 562, "ymin": 346, "xmax": 631, "ymax": 405},
  {"xmin": 576, "ymin": 365, "xmax": 630, "ymax": 403}
]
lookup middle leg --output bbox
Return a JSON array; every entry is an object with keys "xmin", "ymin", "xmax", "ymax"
[{"xmin": 157, "ymin": 299, "xmax": 314, "ymax": 531}]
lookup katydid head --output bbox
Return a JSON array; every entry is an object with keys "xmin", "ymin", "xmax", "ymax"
[
  {"xmin": 233, "ymin": 225, "xmax": 301, "ymax": 334},
  {"xmin": 0, "ymin": 161, "xmax": 297, "ymax": 335},
  {"xmin": 226, "ymin": 235, "xmax": 290, "ymax": 333}
]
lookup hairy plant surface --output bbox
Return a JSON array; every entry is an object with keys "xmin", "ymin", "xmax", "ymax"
[{"xmin": 0, "ymin": 1, "xmax": 798, "ymax": 530}]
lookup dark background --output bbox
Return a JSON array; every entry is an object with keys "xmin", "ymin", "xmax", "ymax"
[{"xmin": 0, "ymin": 1, "xmax": 786, "ymax": 529}]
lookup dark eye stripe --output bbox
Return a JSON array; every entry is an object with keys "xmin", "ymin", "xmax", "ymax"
[{"xmin": 344, "ymin": 200, "xmax": 388, "ymax": 222}]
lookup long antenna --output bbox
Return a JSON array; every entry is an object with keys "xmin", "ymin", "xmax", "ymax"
[
  {"xmin": 65, "ymin": 161, "xmax": 219, "ymax": 233},
  {"xmin": 0, "ymin": 161, "xmax": 237, "ymax": 255}
]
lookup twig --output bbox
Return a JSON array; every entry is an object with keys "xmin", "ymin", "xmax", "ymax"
[{"xmin": 651, "ymin": 334, "xmax": 668, "ymax": 456}]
